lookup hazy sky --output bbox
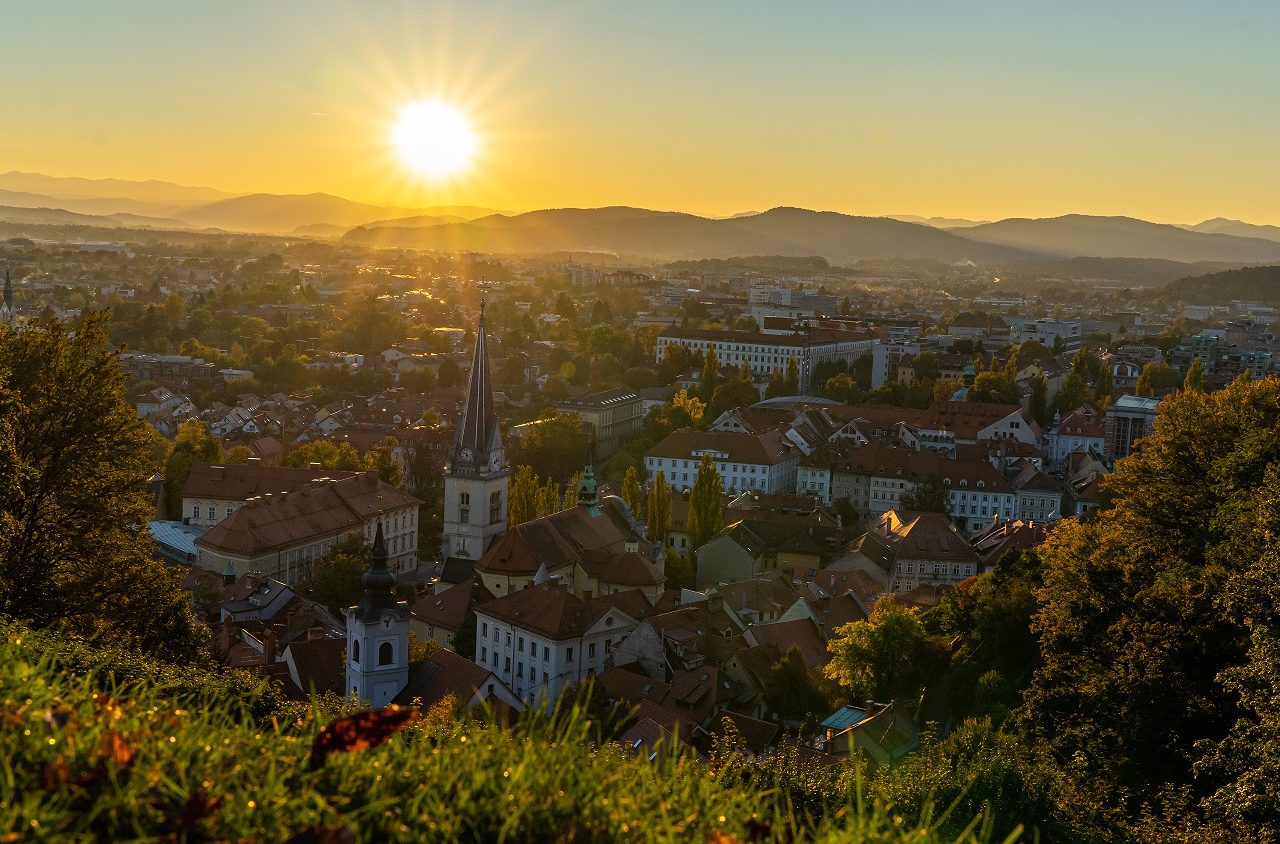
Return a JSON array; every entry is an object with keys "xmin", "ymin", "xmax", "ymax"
[{"xmin": 4, "ymin": 0, "xmax": 1279, "ymax": 222}]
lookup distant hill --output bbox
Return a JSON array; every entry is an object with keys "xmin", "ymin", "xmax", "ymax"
[
  {"xmin": 0, "ymin": 204, "xmax": 193, "ymax": 229},
  {"xmin": 890, "ymin": 215, "xmax": 989, "ymax": 228},
  {"xmin": 179, "ymin": 194, "xmax": 500, "ymax": 234},
  {"xmin": 1160, "ymin": 264, "xmax": 1280, "ymax": 304},
  {"xmin": 1003, "ymin": 256, "xmax": 1247, "ymax": 288},
  {"xmin": 0, "ymin": 170, "xmax": 232, "ymax": 204},
  {"xmin": 1183, "ymin": 217, "xmax": 1280, "ymax": 243},
  {"xmin": 343, "ymin": 206, "xmax": 1034, "ymax": 263},
  {"xmin": 960, "ymin": 214, "xmax": 1280, "ymax": 263}
]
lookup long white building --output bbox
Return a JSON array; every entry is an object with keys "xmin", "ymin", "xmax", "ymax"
[{"xmin": 655, "ymin": 326, "xmax": 887, "ymax": 391}]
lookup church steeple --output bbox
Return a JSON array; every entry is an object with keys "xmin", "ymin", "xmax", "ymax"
[
  {"xmin": 449, "ymin": 301, "xmax": 505, "ymax": 478},
  {"xmin": 346, "ymin": 521, "xmax": 410, "ymax": 707},
  {"xmin": 2, "ymin": 268, "xmax": 12, "ymax": 321},
  {"xmin": 441, "ymin": 301, "xmax": 509, "ymax": 561},
  {"xmin": 353, "ymin": 521, "xmax": 396, "ymax": 623}
]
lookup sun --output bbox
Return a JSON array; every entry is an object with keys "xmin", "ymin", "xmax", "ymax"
[{"xmin": 391, "ymin": 100, "xmax": 477, "ymax": 179}]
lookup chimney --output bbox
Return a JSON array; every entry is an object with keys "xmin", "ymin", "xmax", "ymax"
[{"xmin": 263, "ymin": 629, "xmax": 278, "ymax": 663}]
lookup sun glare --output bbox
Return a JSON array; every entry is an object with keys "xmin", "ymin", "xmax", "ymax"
[{"xmin": 392, "ymin": 100, "xmax": 476, "ymax": 179}]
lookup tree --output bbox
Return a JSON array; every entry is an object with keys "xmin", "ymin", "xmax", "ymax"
[
  {"xmin": 506, "ymin": 413, "xmax": 590, "ymax": 482},
  {"xmin": 705, "ymin": 375, "xmax": 760, "ymax": 423},
  {"xmin": 699, "ymin": 347, "xmax": 721, "ymax": 402},
  {"xmin": 437, "ymin": 358, "xmax": 462, "ymax": 388},
  {"xmin": 784, "ymin": 356, "xmax": 800, "ymax": 395},
  {"xmin": 825, "ymin": 596, "xmax": 939, "ymax": 702},
  {"xmin": 686, "ymin": 454, "xmax": 724, "ymax": 550},
  {"xmin": 967, "ymin": 371, "xmax": 1016, "ymax": 404},
  {"xmin": 1028, "ymin": 372, "xmax": 1050, "ymax": 428},
  {"xmin": 507, "ymin": 465, "xmax": 540, "ymax": 527},
  {"xmin": 1053, "ymin": 371, "xmax": 1089, "ymax": 414},
  {"xmin": 1184, "ymin": 355, "xmax": 1204, "ymax": 392},
  {"xmin": 765, "ymin": 647, "xmax": 833, "ymax": 722},
  {"xmin": 620, "ymin": 466, "xmax": 642, "ymax": 514},
  {"xmin": 365, "ymin": 436, "xmax": 402, "ymax": 487},
  {"xmin": 645, "ymin": 472, "xmax": 672, "ymax": 546},
  {"xmin": 1134, "ymin": 361, "xmax": 1177, "ymax": 397},
  {"xmin": 901, "ymin": 475, "xmax": 949, "ymax": 514},
  {"xmin": 817, "ymin": 373, "xmax": 862, "ymax": 404},
  {"xmin": 764, "ymin": 370, "xmax": 787, "ymax": 399},
  {"xmin": 1024, "ymin": 378, "xmax": 1280, "ymax": 827},
  {"xmin": 285, "ymin": 439, "xmax": 364, "ymax": 472},
  {"xmin": 165, "ymin": 419, "xmax": 224, "ymax": 518},
  {"xmin": 307, "ymin": 533, "xmax": 367, "ymax": 615},
  {"xmin": 1096, "ymin": 363, "xmax": 1114, "ymax": 405},
  {"xmin": 913, "ymin": 352, "xmax": 941, "ymax": 384},
  {"xmin": 225, "ymin": 444, "xmax": 254, "ymax": 464},
  {"xmin": 0, "ymin": 312, "xmax": 203, "ymax": 662},
  {"xmin": 1070, "ymin": 348, "xmax": 1091, "ymax": 380},
  {"xmin": 668, "ymin": 389, "xmax": 705, "ymax": 429}
]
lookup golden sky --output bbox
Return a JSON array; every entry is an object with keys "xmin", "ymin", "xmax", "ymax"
[{"xmin": 4, "ymin": 1, "xmax": 1279, "ymax": 223}]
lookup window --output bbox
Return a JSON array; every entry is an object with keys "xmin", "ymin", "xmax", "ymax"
[
  {"xmin": 481, "ymin": 646, "xmax": 487, "ymax": 662},
  {"xmin": 566, "ymin": 647, "xmax": 574, "ymax": 663},
  {"xmin": 543, "ymin": 646, "xmax": 550, "ymax": 662},
  {"xmin": 490, "ymin": 491, "xmax": 502, "ymax": 525},
  {"xmin": 192, "ymin": 504, "xmax": 201, "ymax": 520},
  {"xmin": 518, "ymin": 636, "xmax": 524, "ymax": 652},
  {"xmin": 352, "ymin": 640, "xmax": 360, "ymax": 663},
  {"xmin": 605, "ymin": 639, "xmax": 613, "ymax": 654},
  {"xmin": 482, "ymin": 622, "xmax": 488, "ymax": 638},
  {"xmin": 226, "ymin": 506, "xmax": 233, "ymax": 518},
  {"xmin": 588, "ymin": 642, "xmax": 597, "ymax": 659},
  {"xmin": 506, "ymin": 631, "xmax": 511, "ymax": 646},
  {"xmin": 378, "ymin": 642, "xmax": 393, "ymax": 666},
  {"xmin": 517, "ymin": 663, "xmax": 524, "ymax": 678},
  {"xmin": 459, "ymin": 491, "xmax": 470, "ymax": 523},
  {"xmin": 504, "ymin": 657, "xmax": 511, "ymax": 672}
]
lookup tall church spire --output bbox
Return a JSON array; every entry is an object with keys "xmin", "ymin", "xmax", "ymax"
[
  {"xmin": 449, "ymin": 300, "xmax": 504, "ymax": 477},
  {"xmin": 353, "ymin": 522, "xmax": 396, "ymax": 623},
  {"xmin": 441, "ymin": 301, "xmax": 509, "ymax": 561},
  {"xmin": 2, "ymin": 268, "xmax": 12, "ymax": 319}
]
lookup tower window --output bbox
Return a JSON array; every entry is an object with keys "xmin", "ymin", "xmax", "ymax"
[
  {"xmin": 352, "ymin": 640, "xmax": 360, "ymax": 663},
  {"xmin": 489, "ymin": 490, "xmax": 502, "ymax": 525},
  {"xmin": 378, "ymin": 642, "xmax": 393, "ymax": 666}
]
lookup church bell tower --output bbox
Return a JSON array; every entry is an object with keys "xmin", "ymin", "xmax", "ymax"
[
  {"xmin": 441, "ymin": 302, "xmax": 509, "ymax": 560},
  {"xmin": 346, "ymin": 522, "xmax": 410, "ymax": 707}
]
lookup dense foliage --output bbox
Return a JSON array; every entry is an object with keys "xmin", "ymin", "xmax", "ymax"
[{"xmin": 0, "ymin": 313, "xmax": 204, "ymax": 662}]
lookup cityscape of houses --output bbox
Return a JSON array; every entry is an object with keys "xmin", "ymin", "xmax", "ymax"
[{"xmin": 0, "ymin": 233, "xmax": 1253, "ymax": 763}]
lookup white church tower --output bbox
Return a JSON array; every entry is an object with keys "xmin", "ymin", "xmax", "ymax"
[
  {"xmin": 0, "ymin": 268, "xmax": 15, "ymax": 325},
  {"xmin": 345, "ymin": 522, "xmax": 410, "ymax": 707},
  {"xmin": 441, "ymin": 302, "xmax": 509, "ymax": 560}
]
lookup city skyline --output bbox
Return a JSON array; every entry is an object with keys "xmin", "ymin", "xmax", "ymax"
[{"xmin": 4, "ymin": 0, "xmax": 1279, "ymax": 224}]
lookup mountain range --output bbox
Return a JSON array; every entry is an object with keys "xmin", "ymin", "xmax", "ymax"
[{"xmin": 5, "ymin": 170, "xmax": 1280, "ymax": 267}]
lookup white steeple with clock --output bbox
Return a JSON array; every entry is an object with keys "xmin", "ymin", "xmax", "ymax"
[{"xmin": 441, "ymin": 302, "xmax": 509, "ymax": 560}]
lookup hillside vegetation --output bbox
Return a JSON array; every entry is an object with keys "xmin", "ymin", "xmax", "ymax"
[
  {"xmin": 1158, "ymin": 263, "xmax": 1280, "ymax": 304},
  {"xmin": 0, "ymin": 623, "xmax": 1026, "ymax": 843}
]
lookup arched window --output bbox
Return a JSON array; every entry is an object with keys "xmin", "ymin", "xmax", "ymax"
[
  {"xmin": 352, "ymin": 640, "xmax": 360, "ymax": 663},
  {"xmin": 378, "ymin": 642, "xmax": 393, "ymax": 666},
  {"xmin": 192, "ymin": 502, "xmax": 201, "ymax": 520}
]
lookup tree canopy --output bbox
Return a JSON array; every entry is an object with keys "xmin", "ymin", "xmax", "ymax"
[{"xmin": 0, "ymin": 312, "xmax": 204, "ymax": 661}]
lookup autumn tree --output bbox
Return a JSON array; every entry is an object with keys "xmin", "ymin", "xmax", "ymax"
[
  {"xmin": 1053, "ymin": 371, "xmax": 1089, "ymax": 414},
  {"xmin": 620, "ymin": 465, "xmax": 642, "ymax": 514},
  {"xmin": 825, "ymin": 596, "xmax": 942, "ymax": 702},
  {"xmin": 1184, "ymin": 355, "xmax": 1204, "ymax": 392},
  {"xmin": 1025, "ymin": 378, "xmax": 1280, "ymax": 828},
  {"xmin": 0, "ymin": 312, "xmax": 204, "ymax": 661},
  {"xmin": 699, "ymin": 347, "xmax": 722, "ymax": 401},
  {"xmin": 507, "ymin": 464, "xmax": 540, "ymax": 527},
  {"xmin": 1028, "ymin": 372, "xmax": 1050, "ymax": 427},
  {"xmin": 645, "ymin": 471, "xmax": 672, "ymax": 546},
  {"xmin": 164, "ymin": 419, "xmax": 224, "ymax": 518},
  {"xmin": 365, "ymin": 436, "xmax": 403, "ymax": 487},
  {"xmin": 686, "ymin": 454, "xmax": 724, "ymax": 550}
]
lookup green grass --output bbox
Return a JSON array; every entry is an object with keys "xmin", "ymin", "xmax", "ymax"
[{"xmin": 0, "ymin": 623, "xmax": 1021, "ymax": 843}]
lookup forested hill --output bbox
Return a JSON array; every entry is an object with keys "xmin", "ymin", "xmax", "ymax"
[{"xmin": 1159, "ymin": 264, "xmax": 1280, "ymax": 304}]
